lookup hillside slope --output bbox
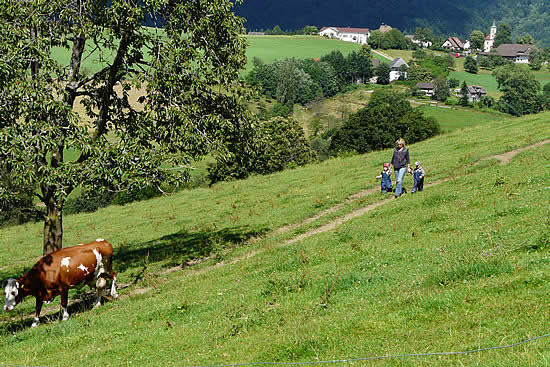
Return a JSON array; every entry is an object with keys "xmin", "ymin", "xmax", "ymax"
[
  {"xmin": 0, "ymin": 112, "xmax": 549, "ymax": 366},
  {"xmin": 235, "ymin": 0, "xmax": 550, "ymax": 47}
]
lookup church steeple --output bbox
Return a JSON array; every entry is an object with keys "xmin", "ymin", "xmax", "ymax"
[{"xmin": 490, "ymin": 20, "xmax": 497, "ymax": 40}]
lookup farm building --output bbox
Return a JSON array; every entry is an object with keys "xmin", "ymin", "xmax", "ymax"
[
  {"xmin": 389, "ymin": 57, "xmax": 408, "ymax": 82},
  {"xmin": 416, "ymin": 82, "xmax": 435, "ymax": 96},
  {"xmin": 319, "ymin": 27, "xmax": 370, "ymax": 44},
  {"xmin": 442, "ymin": 37, "xmax": 470, "ymax": 52},
  {"xmin": 479, "ymin": 44, "xmax": 537, "ymax": 63}
]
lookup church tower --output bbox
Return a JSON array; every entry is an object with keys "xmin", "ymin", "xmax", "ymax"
[
  {"xmin": 484, "ymin": 20, "xmax": 497, "ymax": 52},
  {"xmin": 489, "ymin": 20, "xmax": 497, "ymax": 40}
]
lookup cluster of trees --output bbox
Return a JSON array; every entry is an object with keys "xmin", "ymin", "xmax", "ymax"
[
  {"xmin": 326, "ymin": 90, "xmax": 440, "ymax": 154},
  {"xmin": 368, "ymin": 28, "xmax": 413, "ymax": 50},
  {"xmin": 261, "ymin": 25, "xmax": 319, "ymax": 36},
  {"xmin": 494, "ymin": 64, "xmax": 549, "ymax": 116},
  {"xmin": 208, "ymin": 116, "xmax": 316, "ymax": 183},
  {"xmin": 407, "ymin": 50, "xmax": 455, "ymax": 81},
  {"xmin": 246, "ymin": 48, "xmax": 374, "ymax": 109}
]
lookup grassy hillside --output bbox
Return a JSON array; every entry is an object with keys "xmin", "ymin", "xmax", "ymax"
[{"xmin": 0, "ymin": 112, "xmax": 549, "ymax": 366}]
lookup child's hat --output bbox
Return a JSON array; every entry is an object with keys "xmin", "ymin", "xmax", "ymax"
[
  {"xmin": 415, "ymin": 161, "xmax": 421, "ymax": 166},
  {"xmin": 383, "ymin": 163, "xmax": 390, "ymax": 168}
]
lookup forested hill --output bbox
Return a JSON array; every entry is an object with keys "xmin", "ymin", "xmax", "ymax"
[{"xmin": 233, "ymin": 0, "xmax": 549, "ymax": 46}]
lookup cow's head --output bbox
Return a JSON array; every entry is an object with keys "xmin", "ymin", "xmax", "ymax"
[{"xmin": 3, "ymin": 279, "xmax": 22, "ymax": 311}]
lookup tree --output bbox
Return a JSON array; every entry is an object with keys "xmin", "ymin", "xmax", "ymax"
[
  {"xmin": 528, "ymin": 48, "xmax": 544, "ymax": 71},
  {"xmin": 269, "ymin": 25, "xmax": 286, "ymax": 35},
  {"xmin": 398, "ymin": 64, "xmax": 408, "ymax": 81},
  {"xmin": 0, "ymin": 0, "xmax": 250, "ymax": 254},
  {"xmin": 494, "ymin": 23, "xmax": 513, "ymax": 48},
  {"xmin": 414, "ymin": 27, "xmax": 434, "ymax": 44},
  {"xmin": 376, "ymin": 63, "xmax": 390, "ymax": 85},
  {"xmin": 517, "ymin": 34, "xmax": 535, "ymax": 44},
  {"xmin": 407, "ymin": 64, "xmax": 433, "ymax": 81},
  {"xmin": 346, "ymin": 51, "xmax": 373, "ymax": 84},
  {"xmin": 303, "ymin": 25, "xmax": 319, "ymax": 35},
  {"xmin": 367, "ymin": 30, "xmax": 383, "ymax": 49},
  {"xmin": 433, "ymin": 76, "xmax": 451, "ymax": 101},
  {"xmin": 469, "ymin": 30, "xmax": 485, "ymax": 51},
  {"xmin": 359, "ymin": 44, "xmax": 372, "ymax": 58},
  {"xmin": 459, "ymin": 81, "xmax": 470, "ymax": 106},
  {"xmin": 464, "ymin": 56, "xmax": 478, "ymax": 73},
  {"xmin": 448, "ymin": 77, "xmax": 460, "ymax": 88},
  {"xmin": 301, "ymin": 60, "xmax": 340, "ymax": 97},
  {"xmin": 320, "ymin": 50, "xmax": 348, "ymax": 89},
  {"xmin": 494, "ymin": 64, "xmax": 541, "ymax": 116},
  {"xmin": 329, "ymin": 90, "xmax": 440, "ymax": 154}
]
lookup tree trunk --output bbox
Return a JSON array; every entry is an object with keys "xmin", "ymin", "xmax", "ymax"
[{"xmin": 43, "ymin": 197, "xmax": 63, "ymax": 255}]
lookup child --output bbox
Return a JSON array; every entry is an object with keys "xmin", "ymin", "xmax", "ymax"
[
  {"xmin": 376, "ymin": 163, "xmax": 393, "ymax": 193},
  {"xmin": 411, "ymin": 161, "xmax": 425, "ymax": 193}
]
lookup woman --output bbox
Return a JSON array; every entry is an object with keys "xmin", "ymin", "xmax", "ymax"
[{"xmin": 391, "ymin": 138, "xmax": 411, "ymax": 198}]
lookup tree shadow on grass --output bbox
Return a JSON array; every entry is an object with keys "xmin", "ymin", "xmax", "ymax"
[{"xmin": 114, "ymin": 225, "xmax": 267, "ymax": 273}]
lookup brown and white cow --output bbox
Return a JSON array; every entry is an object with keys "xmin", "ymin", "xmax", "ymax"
[{"xmin": 3, "ymin": 239, "xmax": 118, "ymax": 327}]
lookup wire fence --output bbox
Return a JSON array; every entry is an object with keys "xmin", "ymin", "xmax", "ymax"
[{"xmin": 2, "ymin": 332, "xmax": 548, "ymax": 367}]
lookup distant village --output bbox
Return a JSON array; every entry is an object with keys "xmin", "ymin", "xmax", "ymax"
[
  {"xmin": 249, "ymin": 22, "xmax": 538, "ymax": 65},
  {"xmin": 247, "ymin": 22, "xmax": 543, "ymax": 102}
]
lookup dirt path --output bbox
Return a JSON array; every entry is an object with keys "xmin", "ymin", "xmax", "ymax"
[
  {"xmin": 285, "ymin": 178, "xmax": 451, "ymax": 245},
  {"xmin": 483, "ymin": 139, "xmax": 550, "ymax": 165}
]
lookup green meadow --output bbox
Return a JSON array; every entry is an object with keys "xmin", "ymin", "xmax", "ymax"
[
  {"xmin": 1, "ymin": 110, "xmax": 548, "ymax": 366},
  {"xmin": 449, "ymin": 70, "xmax": 550, "ymax": 95},
  {"xmin": 245, "ymin": 35, "xmax": 390, "ymax": 71},
  {"xmin": 416, "ymin": 105, "xmax": 511, "ymax": 132}
]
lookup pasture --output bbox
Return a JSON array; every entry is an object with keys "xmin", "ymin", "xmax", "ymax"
[
  {"xmin": 245, "ymin": 35, "xmax": 390, "ymax": 72},
  {"xmin": 449, "ymin": 69, "xmax": 550, "ymax": 95},
  {"xmin": 416, "ymin": 104, "xmax": 511, "ymax": 132},
  {"xmin": 0, "ymin": 111, "xmax": 548, "ymax": 366}
]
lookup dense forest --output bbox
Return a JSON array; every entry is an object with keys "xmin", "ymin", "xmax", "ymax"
[{"xmin": 233, "ymin": 0, "xmax": 549, "ymax": 46}]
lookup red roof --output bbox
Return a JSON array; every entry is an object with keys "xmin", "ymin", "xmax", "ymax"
[{"xmin": 321, "ymin": 27, "xmax": 370, "ymax": 34}]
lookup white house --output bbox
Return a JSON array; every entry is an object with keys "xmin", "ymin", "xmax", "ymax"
[
  {"xmin": 442, "ymin": 37, "xmax": 470, "ymax": 52},
  {"xmin": 405, "ymin": 35, "xmax": 432, "ymax": 48},
  {"xmin": 319, "ymin": 27, "xmax": 370, "ymax": 44},
  {"xmin": 389, "ymin": 57, "xmax": 408, "ymax": 82},
  {"xmin": 484, "ymin": 21, "xmax": 497, "ymax": 52}
]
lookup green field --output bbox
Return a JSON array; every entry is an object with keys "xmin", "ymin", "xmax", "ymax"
[
  {"xmin": 416, "ymin": 105, "xmax": 511, "ymax": 132},
  {"xmin": 449, "ymin": 70, "xmax": 550, "ymax": 95},
  {"xmin": 245, "ymin": 35, "xmax": 389, "ymax": 71},
  {"xmin": 1, "ymin": 110, "xmax": 549, "ymax": 366}
]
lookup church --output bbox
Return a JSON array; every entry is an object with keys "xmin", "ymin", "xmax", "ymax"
[{"xmin": 483, "ymin": 21, "xmax": 497, "ymax": 52}]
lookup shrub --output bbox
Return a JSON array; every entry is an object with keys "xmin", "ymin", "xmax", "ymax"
[
  {"xmin": 329, "ymin": 90, "xmax": 440, "ymax": 154},
  {"xmin": 208, "ymin": 117, "xmax": 316, "ymax": 182}
]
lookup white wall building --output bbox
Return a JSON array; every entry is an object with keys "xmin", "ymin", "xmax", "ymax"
[
  {"xmin": 484, "ymin": 21, "xmax": 497, "ymax": 52},
  {"xmin": 319, "ymin": 27, "xmax": 370, "ymax": 44},
  {"xmin": 389, "ymin": 58, "xmax": 408, "ymax": 82}
]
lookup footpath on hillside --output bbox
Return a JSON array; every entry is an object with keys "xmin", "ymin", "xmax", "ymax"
[{"xmin": 3, "ymin": 139, "xmax": 549, "ymax": 325}]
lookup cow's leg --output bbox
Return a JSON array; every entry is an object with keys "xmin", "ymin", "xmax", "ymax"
[
  {"xmin": 104, "ymin": 257, "xmax": 118, "ymax": 299},
  {"xmin": 95, "ymin": 277, "xmax": 106, "ymax": 308},
  {"xmin": 110, "ymin": 272, "xmax": 118, "ymax": 298},
  {"xmin": 32, "ymin": 298, "xmax": 43, "ymax": 328},
  {"xmin": 60, "ymin": 289, "xmax": 69, "ymax": 321}
]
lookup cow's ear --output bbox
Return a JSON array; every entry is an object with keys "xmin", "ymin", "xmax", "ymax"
[{"xmin": 1, "ymin": 280, "xmax": 6, "ymax": 288}]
